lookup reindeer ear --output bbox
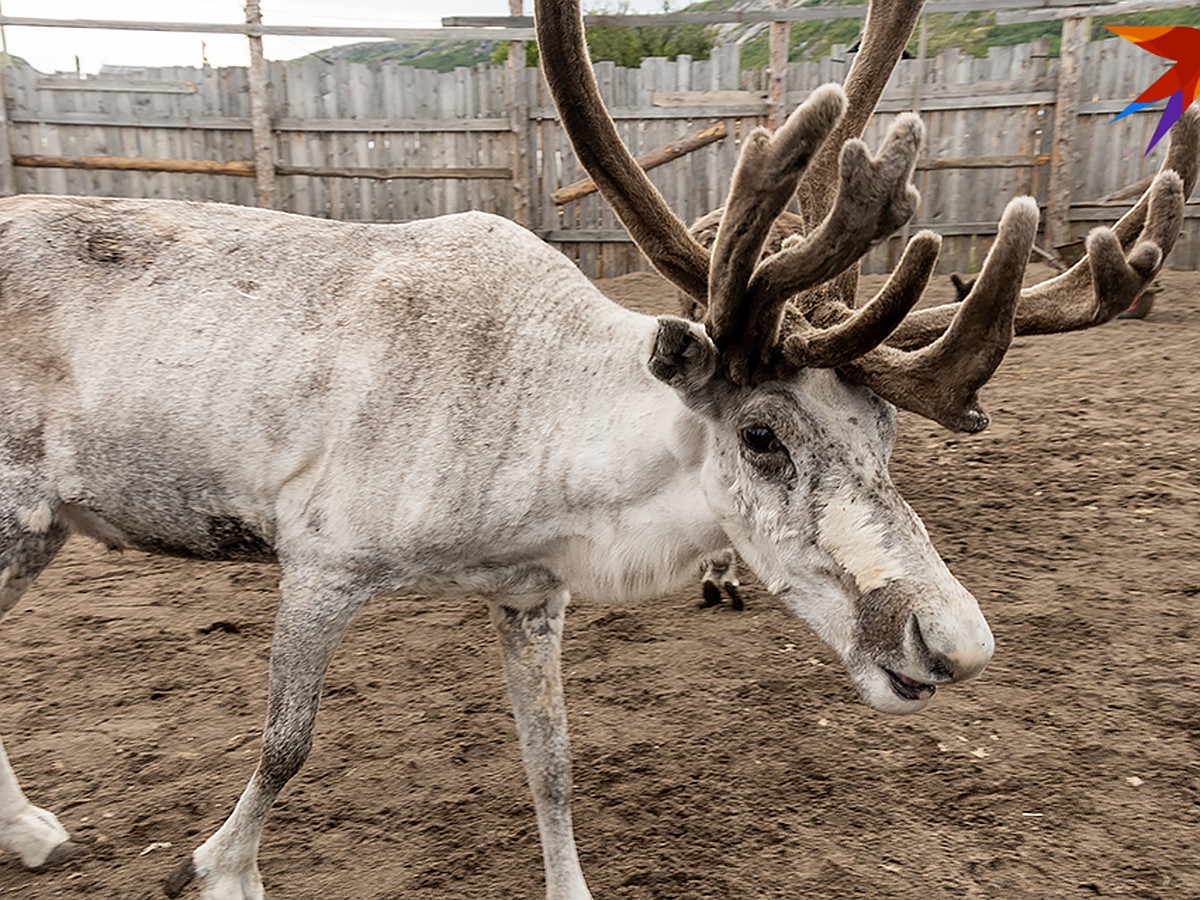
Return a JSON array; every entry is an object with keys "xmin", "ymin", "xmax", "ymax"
[{"xmin": 648, "ymin": 317, "xmax": 721, "ymax": 412}]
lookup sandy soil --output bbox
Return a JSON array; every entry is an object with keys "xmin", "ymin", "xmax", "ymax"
[{"xmin": 1, "ymin": 264, "xmax": 1198, "ymax": 899}]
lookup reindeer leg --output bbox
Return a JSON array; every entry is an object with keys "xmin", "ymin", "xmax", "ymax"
[
  {"xmin": 166, "ymin": 567, "xmax": 370, "ymax": 900},
  {"xmin": 700, "ymin": 549, "xmax": 744, "ymax": 611},
  {"xmin": 717, "ymin": 550, "xmax": 744, "ymax": 611},
  {"xmin": 724, "ymin": 582, "xmax": 745, "ymax": 612},
  {"xmin": 490, "ymin": 592, "xmax": 592, "ymax": 900},
  {"xmin": 0, "ymin": 477, "xmax": 73, "ymax": 871}
]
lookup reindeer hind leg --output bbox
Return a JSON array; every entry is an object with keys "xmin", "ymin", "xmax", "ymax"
[{"xmin": 0, "ymin": 476, "xmax": 74, "ymax": 869}]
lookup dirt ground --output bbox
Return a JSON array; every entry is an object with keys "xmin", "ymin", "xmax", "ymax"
[{"xmin": 1, "ymin": 262, "xmax": 1198, "ymax": 900}]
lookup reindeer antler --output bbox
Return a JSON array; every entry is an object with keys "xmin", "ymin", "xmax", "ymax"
[
  {"xmin": 537, "ymin": 0, "xmax": 929, "ymax": 387},
  {"xmin": 836, "ymin": 197, "xmax": 1040, "ymax": 432},
  {"xmin": 704, "ymin": 85, "xmax": 847, "ymax": 352},
  {"xmin": 795, "ymin": 0, "xmax": 927, "ymax": 227},
  {"xmin": 536, "ymin": 0, "xmax": 1199, "ymax": 433},
  {"xmin": 887, "ymin": 108, "xmax": 1198, "ymax": 350},
  {"xmin": 535, "ymin": 0, "xmax": 710, "ymax": 303},
  {"xmin": 705, "ymin": 104, "xmax": 927, "ymax": 383}
]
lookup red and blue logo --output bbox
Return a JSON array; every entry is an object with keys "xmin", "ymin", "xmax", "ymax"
[{"xmin": 1109, "ymin": 25, "xmax": 1200, "ymax": 154}]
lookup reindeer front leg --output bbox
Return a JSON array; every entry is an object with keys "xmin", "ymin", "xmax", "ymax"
[
  {"xmin": 489, "ymin": 593, "xmax": 591, "ymax": 900},
  {"xmin": 165, "ymin": 567, "xmax": 371, "ymax": 900}
]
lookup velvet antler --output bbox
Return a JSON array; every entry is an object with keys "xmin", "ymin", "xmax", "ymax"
[
  {"xmin": 885, "ymin": 107, "xmax": 1199, "ymax": 351},
  {"xmin": 537, "ymin": 0, "xmax": 927, "ymax": 387},
  {"xmin": 705, "ymin": 103, "xmax": 926, "ymax": 383},
  {"xmin": 535, "ymin": 0, "xmax": 710, "ymax": 303},
  {"xmin": 536, "ymin": 0, "xmax": 1199, "ymax": 433}
]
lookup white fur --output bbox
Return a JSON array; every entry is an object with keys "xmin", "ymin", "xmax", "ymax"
[
  {"xmin": 15, "ymin": 502, "xmax": 53, "ymax": 534},
  {"xmin": 0, "ymin": 739, "xmax": 70, "ymax": 868},
  {"xmin": 816, "ymin": 482, "xmax": 909, "ymax": 593}
]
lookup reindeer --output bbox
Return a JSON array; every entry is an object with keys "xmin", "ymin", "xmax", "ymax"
[{"xmin": 0, "ymin": 0, "xmax": 1194, "ymax": 897}]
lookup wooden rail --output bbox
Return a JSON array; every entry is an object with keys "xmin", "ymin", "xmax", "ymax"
[
  {"xmin": 13, "ymin": 155, "xmax": 512, "ymax": 181},
  {"xmin": 0, "ymin": 16, "xmax": 535, "ymax": 42},
  {"xmin": 446, "ymin": 0, "xmax": 1091, "ymax": 29},
  {"xmin": 553, "ymin": 122, "xmax": 727, "ymax": 205},
  {"xmin": 14, "ymin": 155, "xmax": 256, "ymax": 177}
]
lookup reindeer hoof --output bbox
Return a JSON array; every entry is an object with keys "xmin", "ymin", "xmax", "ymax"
[
  {"xmin": 700, "ymin": 582, "xmax": 746, "ymax": 611},
  {"xmin": 29, "ymin": 837, "xmax": 82, "ymax": 872},
  {"xmin": 163, "ymin": 857, "xmax": 196, "ymax": 898},
  {"xmin": 1117, "ymin": 291, "xmax": 1154, "ymax": 320},
  {"xmin": 726, "ymin": 584, "xmax": 745, "ymax": 612}
]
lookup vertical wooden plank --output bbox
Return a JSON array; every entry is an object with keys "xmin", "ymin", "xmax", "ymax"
[
  {"xmin": 442, "ymin": 69, "xmax": 459, "ymax": 216},
  {"xmin": 302, "ymin": 64, "xmax": 323, "ymax": 217},
  {"xmin": 353, "ymin": 60, "xmax": 374, "ymax": 220},
  {"xmin": 539, "ymin": 67, "xmax": 562, "ymax": 249},
  {"xmin": 453, "ymin": 66, "xmax": 470, "ymax": 214},
  {"xmin": 6, "ymin": 63, "xmax": 31, "ymax": 194},
  {"xmin": 422, "ymin": 68, "xmax": 439, "ymax": 220},
  {"xmin": 267, "ymin": 60, "xmax": 292, "ymax": 212},
  {"xmin": 767, "ymin": 0, "xmax": 789, "ymax": 130},
  {"xmin": 506, "ymin": 0, "xmax": 529, "ymax": 226},
  {"xmin": 1095, "ymin": 37, "xmax": 1121, "ymax": 200},
  {"xmin": 205, "ymin": 64, "xmax": 224, "ymax": 204},
  {"xmin": 59, "ymin": 76, "xmax": 88, "ymax": 197},
  {"xmin": 281, "ymin": 64, "xmax": 303, "ymax": 216},
  {"xmin": 673, "ymin": 54, "xmax": 691, "ymax": 225},
  {"xmin": 1047, "ymin": 15, "xmax": 1088, "ymax": 251},
  {"xmin": 328, "ymin": 61, "xmax": 346, "ymax": 219},
  {"xmin": 324, "ymin": 61, "xmax": 338, "ymax": 219},
  {"xmin": 225, "ymin": 65, "xmax": 245, "ymax": 206},
  {"xmin": 492, "ymin": 63, "xmax": 512, "ymax": 217},
  {"xmin": 244, "ymin": 0, "xmax": 278, "ymax": 208},
  {"xmin": 400, "ymin": 64, "xmax": 419, "ymax": 221},
  {"xmin": 145, "ymin": 70, "xmax": 168, "ymax": 199},
  {"xmin": 379, "ymin": 62, "xmax": 399, "ymax": 222},
  {"xmin": 0, "ymin": 56, "xmax": 17, "ymax": 195},
  {"xmin": 1027, "ymin": 36, "xmax": 1050, "ymax": 207}
]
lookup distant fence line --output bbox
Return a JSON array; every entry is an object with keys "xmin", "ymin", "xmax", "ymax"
[{"xmin": 1, "ymin": 33, "xmax": 1197, "ymax": 275}]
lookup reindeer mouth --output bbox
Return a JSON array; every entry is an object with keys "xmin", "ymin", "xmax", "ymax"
[{"xmin": 884, "ymin": 669, "xmax": 937, "ymax": 702}]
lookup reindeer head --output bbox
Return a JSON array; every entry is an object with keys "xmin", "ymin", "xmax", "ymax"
[{"xmin": 536, "ymin": 0, "xmax": 1197, "ymax": 712}]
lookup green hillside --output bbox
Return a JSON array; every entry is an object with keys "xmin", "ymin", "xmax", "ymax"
[
  {"xmin": 740, "ymin": 5, "xmax": 1200, "ymax": 67},
  {"xmin": 292, "ymin": 3, "xmax": 1200, "ymax": 73},
  {"xmin": 291, "ymin": 39, "xmax": 500, "ymax": 70}
]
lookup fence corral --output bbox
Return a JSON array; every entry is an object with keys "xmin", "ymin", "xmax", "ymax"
[{"xmin": 2, "ymin": 29, "xmax": 1198, "ymax": 276}]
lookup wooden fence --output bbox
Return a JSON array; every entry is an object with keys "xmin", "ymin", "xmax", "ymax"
[{"xmin": 3, "ymin": 33, "xmax": 1197, "ymax": 276}]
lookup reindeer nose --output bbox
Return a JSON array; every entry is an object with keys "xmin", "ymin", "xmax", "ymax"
[{"xmin": 910, "ymin": 611, "xmax": 994, "ymax": 684}]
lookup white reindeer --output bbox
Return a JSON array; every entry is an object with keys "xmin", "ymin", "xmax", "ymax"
[{"xmin": 0, "ymin": 0, "xmax": 1194, "ymax": 897}]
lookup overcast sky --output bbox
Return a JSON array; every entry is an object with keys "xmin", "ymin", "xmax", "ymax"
[{"xmin": 1, "ymin": 0, "xmax": 670, "ymax": 74}]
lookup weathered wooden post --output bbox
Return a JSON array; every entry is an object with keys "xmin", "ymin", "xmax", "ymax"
[
  {"xmin": 506, "ymin": 0, "xmax": 531, "ymax": 227},
  {"xmin": 899, "ymin": 13, "xmax": 929, "ymax": 254},
  {"xmin": 245, "ymin": 0, "xmax": 279, "ymax": 209},
  {"xmin": 0, "ymin": 12, "xmax": 19, "ymax": 197},
  {"xmin": 1046, "ymin": 14, "xmax": 1088, "ymax": 252},
  {"xmin": 767, "ymin": 0, "xmax": 790, "ymax": 130}
]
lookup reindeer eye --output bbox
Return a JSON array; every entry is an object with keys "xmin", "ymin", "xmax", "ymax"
[{"xmin": 740, "ymin": 425, "xmax": 782, "ymax": 454}]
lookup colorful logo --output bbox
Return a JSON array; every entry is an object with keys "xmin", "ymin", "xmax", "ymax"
[{"xmin": 1109, "ymin": 25, "xmax": 1200, "ymax": 154}]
